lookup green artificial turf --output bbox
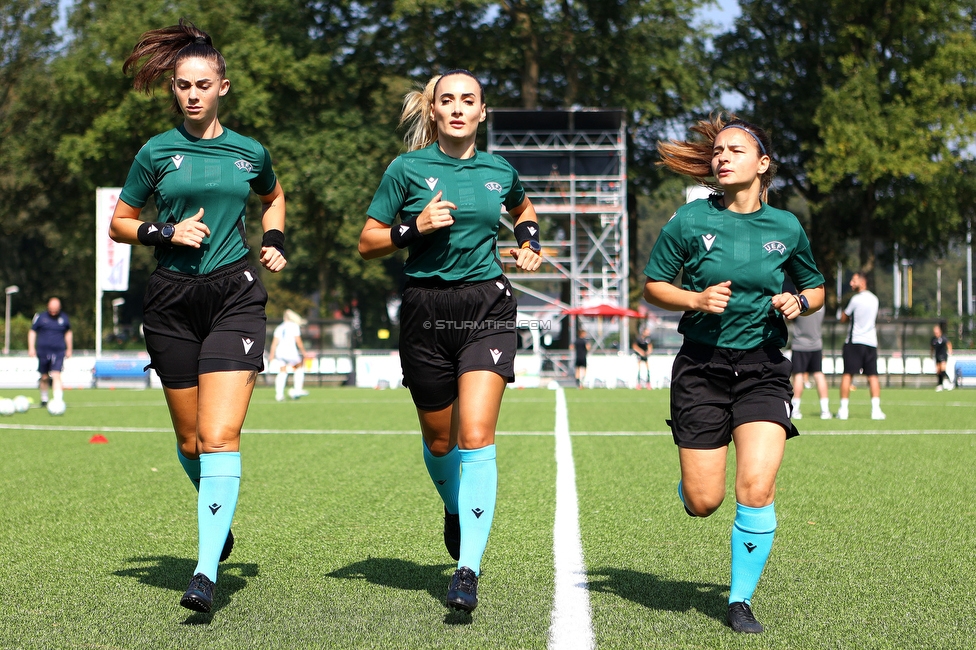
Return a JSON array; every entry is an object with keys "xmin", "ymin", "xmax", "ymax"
[
  {"xmin": 0, "ymin": 386, "xmax": 974, "ymax": 648},
  {"xmin": 567, "ymin": 387, "xmax": 976, "ymax": 649}
]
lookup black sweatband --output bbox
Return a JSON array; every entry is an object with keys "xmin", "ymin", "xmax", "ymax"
[
  {"xmin": 514, "ymin": 221, "xmax": 540, "ymax": 248},
  {"xmin": 262, "ymin": 229, "xmax": 285, "ymax": 256},
  {"xmin": 137, "ymin": 222, "xmax": 167, "ymax": 247},
  {"xmin": 390, "ymin": 217, "xmax": 422, "ymax": 248}
]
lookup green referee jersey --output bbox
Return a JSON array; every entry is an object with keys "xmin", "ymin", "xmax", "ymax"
[
  {"xmin": 367, "ymin": 142, "xmax": 526, "ymax": 282},
  {"xmin": 119, "ymin": 124, "xmax": 278, "ymax": 275},
  {"xmin": 644, "ymin": 196, "xmax": 825, "ymax": 350}
]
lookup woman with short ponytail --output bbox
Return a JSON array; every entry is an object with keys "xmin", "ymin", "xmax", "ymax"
[
  {"xmin": 359, "ymin": 70, "xmax": 542, "ymax": 615},
  {"xmin": 109, "ymin": 18, "xmax": 287, "ymax": 614},
  {"xmin": 644, "ymin": 112, "xmax": 824, "ymax": 634}
]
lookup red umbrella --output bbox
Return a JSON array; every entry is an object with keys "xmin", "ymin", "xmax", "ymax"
[{"xmin": 562, "ymin": 304, "xmax": 643, "ymax": 318}]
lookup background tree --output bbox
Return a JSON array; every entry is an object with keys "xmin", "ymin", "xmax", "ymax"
[{"xmin": 715, "ymin": 0, "xmax": 976, "ymax": 309}]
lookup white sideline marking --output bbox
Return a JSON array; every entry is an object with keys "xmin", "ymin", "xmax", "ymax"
[
  {"xmin": 3, "ymin": 422, "xmax": 975, "ymax": 437},
  {"xmin": 548, "ymin": 386, "xmax": 594, "ymax": 650}
]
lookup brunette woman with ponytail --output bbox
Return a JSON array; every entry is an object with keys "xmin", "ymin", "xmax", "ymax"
[
  {"xmin": 643, "ymin": 113, "xmax": 825, "ymax": 633},
  {"xmin": 359, "ymin": 71, "xmax": 541, "ymax": 614},
  {"xmin": 109, "ymin": 18, "xmax": 287, "ymax": 613}
]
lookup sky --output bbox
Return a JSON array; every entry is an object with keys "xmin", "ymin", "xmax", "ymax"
[{"xmin": 695, "ymin": 0, "xmax": 742, "ymax": 30}]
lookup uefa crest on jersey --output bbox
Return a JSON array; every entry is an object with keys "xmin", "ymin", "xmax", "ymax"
[
  {"xmin": 763, "ymin": 241, "xmax": 787, "ymax": 255},
  {"xmin": 234, "ymin": 159, "xmax": 254, "ymax": 173},
  {"xmin": 485, "ymin": 181, "xmax": 503, "ymax": 193}
]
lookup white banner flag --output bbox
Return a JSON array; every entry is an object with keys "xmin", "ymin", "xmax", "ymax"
[{"xmin": 95, "ymin": 187, "xmax": 130, "ymax": 292}]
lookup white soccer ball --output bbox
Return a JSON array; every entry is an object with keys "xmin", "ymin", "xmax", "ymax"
[
  {"xmin": 47, "ymin": 399, "xmax": 66, "ymax": 416},
  {"xmin": 0, "ymin": 398, "xmax": 15, "ymax": 416},
  {"xmin": 12, "ymin": 395, "xmax": 31, "ymax": 413}
]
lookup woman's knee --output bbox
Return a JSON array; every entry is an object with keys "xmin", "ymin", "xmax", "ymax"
[
  {"xmin": 682, "ymin": 481, "xmax": 726, "ymax": 517},
  {"xmin": 735, "ymin": 477, "xmax": 776, "ymax": 508}
]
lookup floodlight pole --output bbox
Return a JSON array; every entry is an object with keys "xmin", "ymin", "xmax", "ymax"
[{"xmin": 4, "ymin": 285, "xmax": 19, "ymax": 355}]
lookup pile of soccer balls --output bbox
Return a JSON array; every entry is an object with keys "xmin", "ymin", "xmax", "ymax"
[{"xmin": 0, "ymin": 395, "xmax": 65, "ymax": 416}]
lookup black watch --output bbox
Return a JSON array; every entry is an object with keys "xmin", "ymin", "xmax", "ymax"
[
  {"xmin": 160, "ymin": 223, "xmax": 176, "ymax": 244},
  {"xmin": 797, "ymin": 294, "xmax": 810, "ymax": 313},
  {"xmin": 522, "ymin": 240, "xmax": 542, "ymax": 254}
]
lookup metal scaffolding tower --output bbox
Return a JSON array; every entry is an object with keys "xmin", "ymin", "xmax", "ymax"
[{"xmin": 488, "ymin": 108, "xmax": 629, "ymax": 351}]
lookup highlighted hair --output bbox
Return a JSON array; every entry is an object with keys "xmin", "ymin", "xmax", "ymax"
[
  {"xmin": 657, "ymin": 112, "xmax": 777, "ymax": 202},
  {"xmin": 399, "ymin": 70, "xmax": 485, "ymax": 151},
  {"xmin": 123, "ymin": 18, "xmax": 226, "ymax": 114}
]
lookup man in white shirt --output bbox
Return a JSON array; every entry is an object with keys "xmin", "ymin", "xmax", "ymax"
[
  {"xmin": 838, "ymin": 273, "xmax": 885, "ymax": 420},
  {"xmin": 269, "ymin": 309, "xmax": 308, "ymax": 401}
]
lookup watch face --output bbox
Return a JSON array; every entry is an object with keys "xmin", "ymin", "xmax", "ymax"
[
  {"xmin": 161, "ymin": 224, "xmax": 176, "ymax": 239},
  {"xmin": 528, "ymin": 240, "xmax": 542, "ymax": 254}
]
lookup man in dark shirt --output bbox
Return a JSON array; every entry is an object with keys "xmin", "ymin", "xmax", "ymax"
[
  {"xmin": 28, "ymin": 297, "xmax": 72, "ymax": 406},
  {"xmin": 931, "ymin": 324, "xmax": 953, "ymax": 391}
]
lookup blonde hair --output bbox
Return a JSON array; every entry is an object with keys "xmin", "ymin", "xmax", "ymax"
[
  {"xmin": 657, "ymin": 112, "xmax": 777, "ymax": 202},
  {"xmin": 399, "ymin": 70, "xmax": 485, "ymax": 151},
  {"xmin": 399, "ymin": 76, "xmax": 441, "ymax": 152}
]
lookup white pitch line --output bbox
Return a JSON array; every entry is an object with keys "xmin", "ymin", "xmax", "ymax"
[{"xmin": 548, "ymin": 386, "xmax": 594, "ymax": 650}]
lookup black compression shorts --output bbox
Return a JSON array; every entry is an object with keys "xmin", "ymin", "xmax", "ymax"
[
  {"xmin": 142, "ymin": 259, "xmax": 268, "ymax": 389},
  {"xmin": 667, "ymin": 340, "xmax": 798, "ymax": 449},
  {"xmin": 398, "ymin": 275, "xmax": 518, "ymax": 411}
]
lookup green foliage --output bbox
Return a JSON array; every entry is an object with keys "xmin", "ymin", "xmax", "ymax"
[
  {"xmin": 716, "ymin": 0, "xmax": 976, "ymax": 283},
  {"xmin": 0, "ymin": 313, "xmax": 33, "ymax": 351},
  {"xmin": 0, "ymin": 0, "xmax": 715, "ymax": 349}
]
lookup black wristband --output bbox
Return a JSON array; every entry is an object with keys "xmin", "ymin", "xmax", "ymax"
[
  {"xmin": 390, "ymin": 217, "xmax": 422, "ymax": 248},
  {"xmin": 262, "ymin": 229, "xmax": 285, "ymax": 256},
  {"xmin": 514, "ymin": 221, "xmax": 540, "ymax": 248},
  {"xmin": 137, "ymin": 222, "xmax": 170, "ymax": 247}
]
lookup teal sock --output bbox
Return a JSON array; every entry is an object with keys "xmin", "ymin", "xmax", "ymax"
[
  {"xmin": 457, "ymin": 445, "xmax": 497, "ymax": 576},
  {"xmin": 177, "ymin": 447, "xmax": 201, "ymax": 491},
  {"xmin": 422, "ymin": 441, "xmax": 460, "ymax": 515},
  {"xmin": 678, "ymin": 480, "xmax": 697, "ymax": 517},
  {"xmin": 729, "ymin": 502, "xmax": 777, "ymax": 605},
  {"xmin": 194, "ymin": 452, "xmax": 241, "ymax": 582}
]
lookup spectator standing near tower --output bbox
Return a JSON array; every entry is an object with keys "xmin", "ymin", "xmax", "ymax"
[{"xmin": 838, "ymin": 273, "xmax": 885, "ymax": 420}]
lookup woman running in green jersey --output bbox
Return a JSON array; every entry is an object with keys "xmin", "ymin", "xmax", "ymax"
[
  {"xmin": 109, "ymin": 19, "xmax": 287, "ymax": 613},
  {"xmin": 359, "ymin": 70, "xmax": 542, "ymax": 614},
  {"xmin": 643, "ymin": 113, "xmax": 825, "ymax": 633}
]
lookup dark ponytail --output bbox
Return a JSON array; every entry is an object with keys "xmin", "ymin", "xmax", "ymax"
[{"xmin": 123, "ymin": 18, "xmax": 226, "ymax": 114}]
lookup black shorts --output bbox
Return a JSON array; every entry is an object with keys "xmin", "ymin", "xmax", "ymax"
[
  {"xmin": 667, "ymin": 340, "xmax": 798, "ymax": 449},
  {"xmin": 36, "ymin": 349, "xmax": 66, "ymax": 374},
  {"xmin": 935, "ymin": 354, "xmax": 949, "ymax": 364},
  {"xmin": 791, "ymin": 349, "xmax": 823, "ymax": 374},
  {"xmin": 142, "ymin": 259, "xmax": 268, "ymax": 389},
  {"xmin": 842, "ymin": 343, "xmax": 878, "ymax": 376},
  {"xmin": 399, "ymin": 275, "xmax": 518, "ymax": 411}
]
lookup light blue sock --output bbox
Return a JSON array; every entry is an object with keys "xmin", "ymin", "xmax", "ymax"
[
  {"xmin": 422, "ymin": 441, "xmax": 460, "ymax": 515},
  {"xmin": 194, "ymin": 452, "xmax": 241, "ymax": 582},
  {"xmin": 729, "ymin": 502, "xmax": 777, "ymax": 605},
  {"xmin": 177, "ymin": 447, "xmax": 201, "ymax": 491},
  {"xmin": 457, "ymin": 445, "xmax": 497, "ymax": 576}
]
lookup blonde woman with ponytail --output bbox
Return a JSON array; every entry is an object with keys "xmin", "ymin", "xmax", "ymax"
[
  {"xmin": 109, "ymin": 18, "xmax": 287, "ymax": 614},
  {"xmin": 643, "ymin": 113, "xmax": 825, "ymax": 634},
  {"xmin": 359, "ymin": 70, "xmax": 541, "ymax": 615}
]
